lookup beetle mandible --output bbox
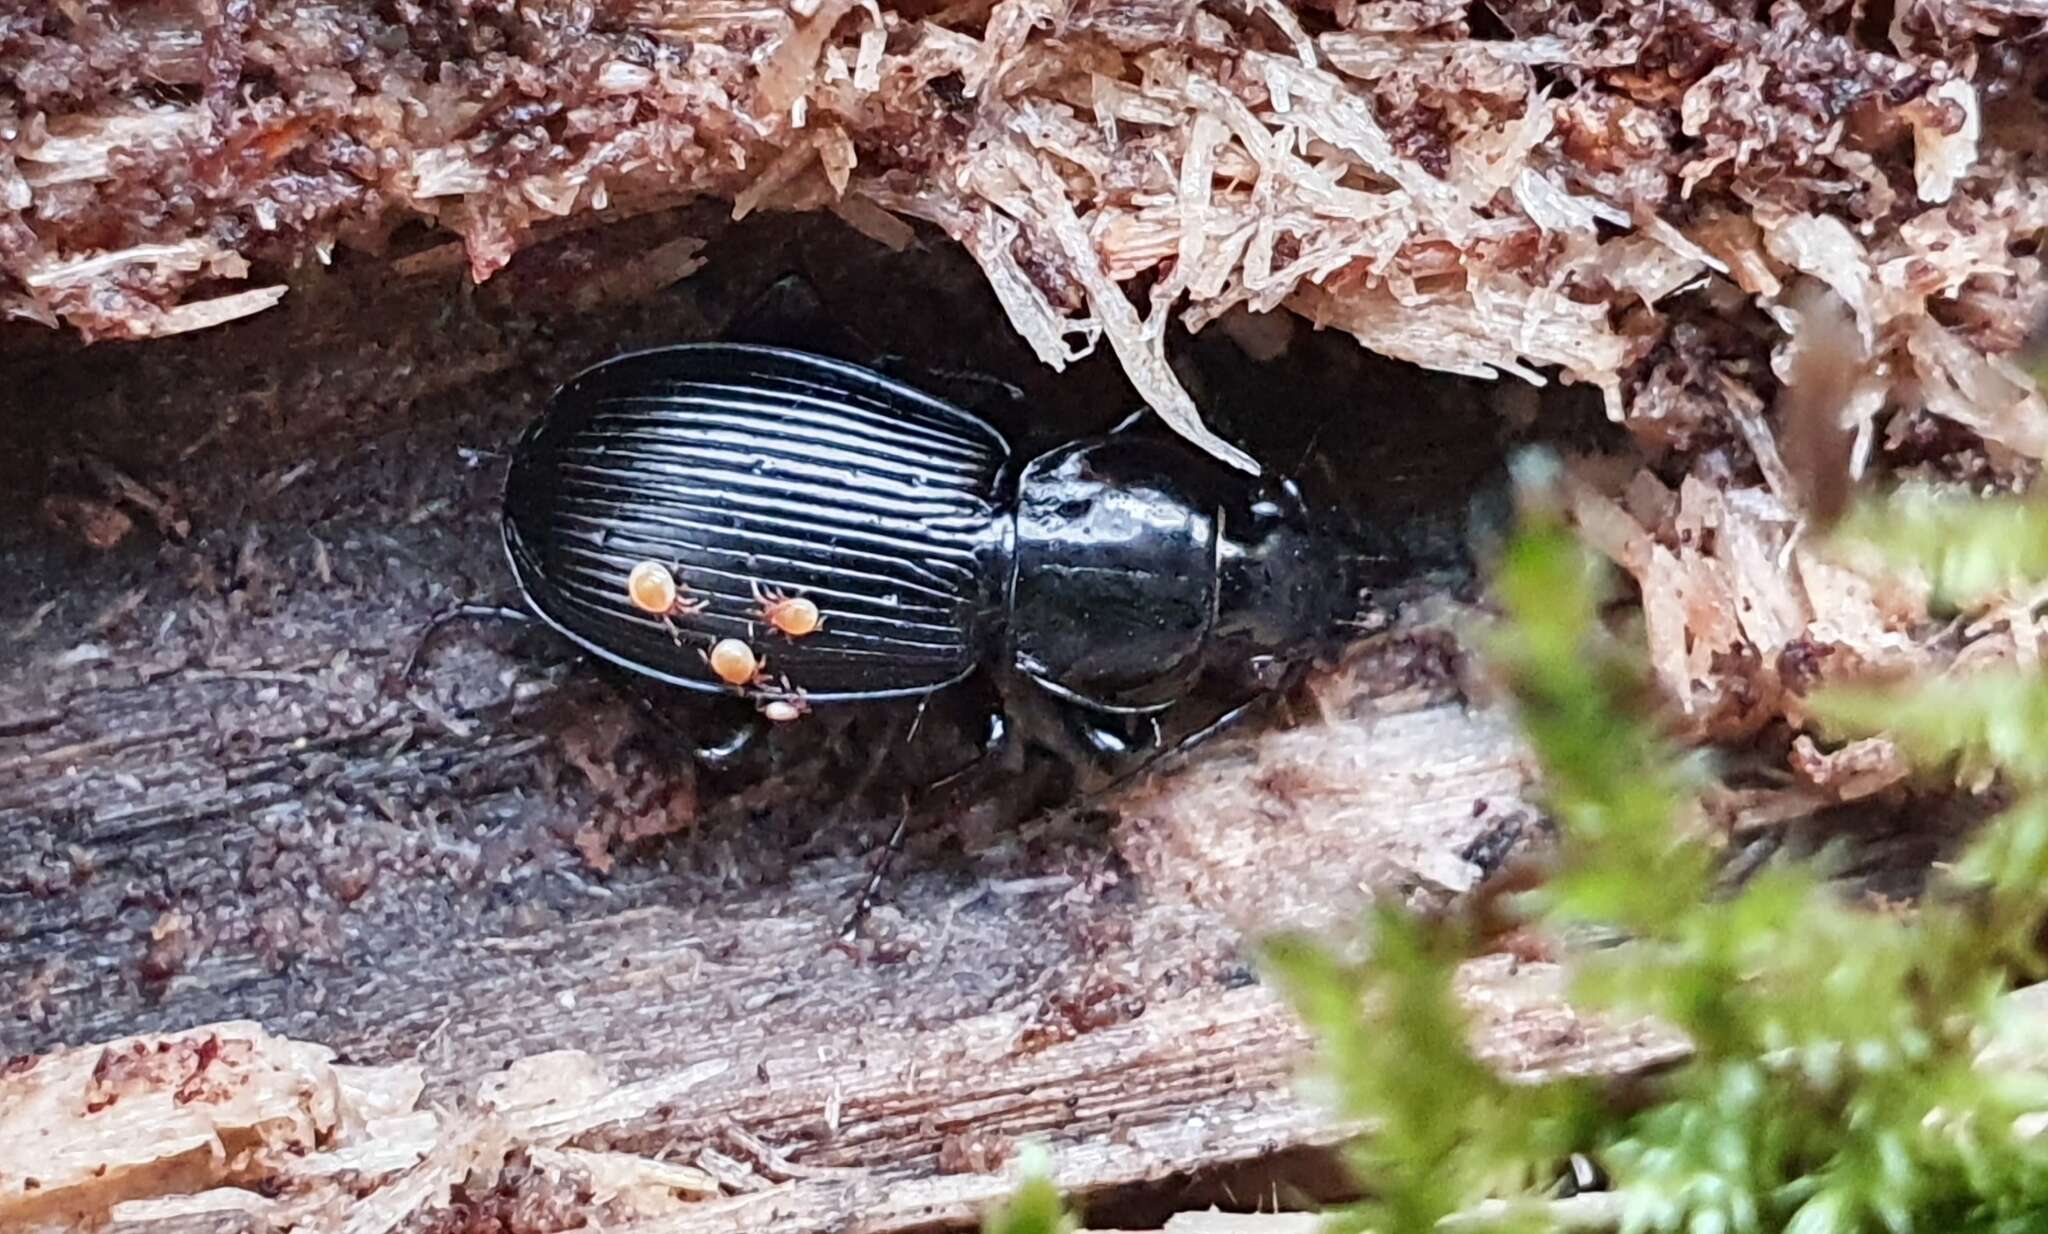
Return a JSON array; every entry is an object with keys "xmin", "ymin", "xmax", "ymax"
[{"xmin": 471, "ymin": 342, "xmax": 1376, "ymax": 770}]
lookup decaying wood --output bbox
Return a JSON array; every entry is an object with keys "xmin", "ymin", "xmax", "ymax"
[
  {"xmin": 0, "ymin": 182, "xmax": 1998, "ymax": 1234},
  {"xmin": 9, "ymin": 952, "xmax": 1685, "ymax": 1234},
  {"xmin": 8, "ymin": 0, "xmax": 2046, "ymax": 481},
  {"xmin": 8, "ymin": 0, "xmax": 2043, "ymax": 952},
  {"xmin": 0, "ymin": 210, "xmax": 1599, "ymax": 1233}
]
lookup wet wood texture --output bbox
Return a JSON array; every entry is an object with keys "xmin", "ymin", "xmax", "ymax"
[{"xmin": 0, "ymin": 209, "xmax": 1638, "ymax": 1232}]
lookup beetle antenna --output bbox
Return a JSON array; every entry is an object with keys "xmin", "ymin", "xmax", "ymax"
[{"xmin": 401, "ymin": 602, "xmax": 535, "ymax": 680}]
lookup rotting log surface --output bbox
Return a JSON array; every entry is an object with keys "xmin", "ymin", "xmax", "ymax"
[{"xmin": 0, "ymin": 213, "xmax": 1662, "ymax": 1232}]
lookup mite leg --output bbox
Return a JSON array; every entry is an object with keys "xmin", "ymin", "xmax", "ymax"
[{"xmin": 401, "ymin": 602, "xmax": 535, "ymax": 680}]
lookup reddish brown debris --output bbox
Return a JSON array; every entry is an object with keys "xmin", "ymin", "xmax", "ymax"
[
  {"xmin": 936, "ymin": 1129, "xmax": 1015, "ymax": 1175},
  {"xmin": 81, "ymin": 1032, "xmax": 252, "ymax": 1115},
  {"xmin": 4, "ymin": 1, "xmax": 2043, "ymax": 471},
  {"xmin": 38, "ymin": 495, "xmax": 134, "ymax": 550}
]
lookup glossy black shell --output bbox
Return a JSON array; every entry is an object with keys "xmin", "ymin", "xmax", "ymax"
[
  {"xmin": 502, "ymin": 345, "xmax": 1011, "ymax": 701},
  {"xmin": 1010, "ymin": 437, "xmax": 1222, "ymax": 712},
  {"xmin": 1009, "ymin": 435, "xmax": 1351, "ymax": 713}
]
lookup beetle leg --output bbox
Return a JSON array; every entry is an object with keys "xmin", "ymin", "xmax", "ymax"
[
  {"xmin": 940, "ymin": 367, "xmax": 1026, "ymax": 407},
  {"xmin": 725, "ymin": 272, "xmax": 869, "ymax": 360},
  {"xmin": 401, "ymin": 602, "xmax": 535, "ymax": 680},
  {"xmin": 932, "ymin": 707, "xmax": 1010, "ymax": 790},
  {"xmin": 693, "ymin": 693, "xmax": 770, "ymax": 767},
  {"xmin": 1067, "ymin": 710, "xmax": 1163, "ymax": 761},
  {"xmin": 1077, "ymin": 681, "xmax": 1299, "ymax": 806},
  {"xmin": 1555, "ymin": 1154, "xmax": 1610, "ymax": 1198},
  {"xmin": 842, "ymin": 797, "xmax": 914, "ymax": 939},
  {"xmin": 605, "ymin": 675, "xmax": 764, "ymax": 770},
  {"xmin": 869, "ymin": 354, "xmax": 1028, "ymax": 418},
  {"xmin": 1016, "ymin": 677, "xmax": 1166, "ymax": 769},
  {"xmin": 841, "ymin": 686, "xmax": 1014, "ymax": 938},
  {"xmin": 691, "ymin": 718, "xmax": 762, "ymax": 768}
]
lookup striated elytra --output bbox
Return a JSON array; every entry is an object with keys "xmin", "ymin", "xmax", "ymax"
[{"xmin": 499, "ymin": 342, "xmax": 1371, "ymax": 725}]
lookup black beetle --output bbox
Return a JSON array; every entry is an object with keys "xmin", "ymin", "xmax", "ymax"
[
  {"xmin": 410, "ymin": 339, "xmax": 1382, "ymax": 925},
  {"xmin": 478, "ymin": 343, "xmax": 1374, "ymax": 756}
]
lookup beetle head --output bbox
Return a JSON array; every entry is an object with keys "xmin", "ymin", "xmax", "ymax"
[{"xmin": 1208, "ymin": 474, "xmax": 1389, "ymax": 691}]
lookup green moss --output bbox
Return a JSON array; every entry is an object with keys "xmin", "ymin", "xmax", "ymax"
[
  {"xmin": 1262, "ymin": 477, "xmax": 2048, "ymax": 1234},
  {"xmin": 1829, "ymin": 488, "xmax": 2048, "ymax": 615},
  {"xmin": 984, "ymin": 1148, "xmax": 1080, "ymax": 1234}
]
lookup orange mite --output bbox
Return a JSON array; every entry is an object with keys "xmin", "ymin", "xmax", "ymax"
[
  {"xmin": 705, "ymin": 637, "xmax": 764, "ymax": 687},
  {"xmin": 626, "ymin": 561, "xmax": 705, "ymax": 619},
  {"xmin": 758, "ymin": 676, "xmax": 811, "ymax": 723},
  {"xmin": 751, "ymin": 581, "xmax": 823, "ymax": 638}
]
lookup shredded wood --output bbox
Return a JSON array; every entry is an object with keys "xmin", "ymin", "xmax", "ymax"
[
  {"xmin": 4, "ymin": 1, "xmax": 2044, "ymax": 469},
  {"xmin": 5, "ymin": 1, "xmax": 2047, "ymax": 776},
  {"xmin": 0, "ymin": 1021, "xmax": 729, "ymax": 1234},
  {"xmin": 0, "ymin": 1021, "xmax": 414, "ymax": 1229}
]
